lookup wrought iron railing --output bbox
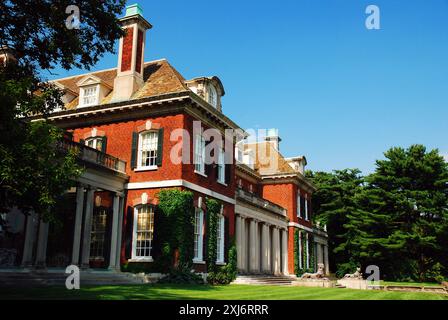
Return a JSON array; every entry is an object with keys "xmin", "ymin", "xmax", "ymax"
[{"xmin": 58, "ymin": 139, "xmax": 127, "ymax": 174}]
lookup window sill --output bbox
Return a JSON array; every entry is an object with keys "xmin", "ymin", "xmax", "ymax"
[
  {"xmin": 135, "ymin": 166, "xmax": 158, "ymax": 172},
  {"xmin": 128, "ymin": 257, "xmax": 153, "ymax": 263},
  {"xmin": 194, "ymin": 170, "xmax": 208, "ymax": 178},
  {"xmin": 216, "ymin": 261, "xmax": 226, "ymax": 266},
  {"xmin": 217, "ymin": 180, "xmax": 227, "ymax": 186},
  {"xmin": 193, "ymin": 259, "xmax": 206, "ymax": 265}
]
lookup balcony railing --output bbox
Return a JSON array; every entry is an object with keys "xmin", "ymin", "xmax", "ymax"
[
  {"xmin": 58, "ymin": 139, "xmax": 127, "ymax": 174},
  {"xmin": 236, "ymin": 187, "xmax": 286, "ymax": 217}
]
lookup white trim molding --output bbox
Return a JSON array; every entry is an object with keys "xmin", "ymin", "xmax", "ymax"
[
  {"xmin": 288, "ymin": 222, "xmax": 313, "ymax": 233},
  {"xmin": 126, "ymin": 179, "xmax": 236, "ymax": 204}
]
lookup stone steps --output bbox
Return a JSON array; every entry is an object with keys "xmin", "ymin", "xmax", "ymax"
[
  {"xmin": 0, "ymin": 270, "xmax": 146, "ymax": 288},
  {"xmin": 233, "ymin": 275, "xmax": 297, "ymax": 286}
]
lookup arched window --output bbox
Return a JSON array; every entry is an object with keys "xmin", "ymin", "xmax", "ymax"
[
  {"xmin": 207, "ymin": 85, "xmax": 217, "ymax": 108},
  {"xmin": 132, "ymin": 204, "xmax": 155, "ymax": 261},
  {"xmin": 85, "ymin": 137, "xmax": 104, "ymax": 152}
]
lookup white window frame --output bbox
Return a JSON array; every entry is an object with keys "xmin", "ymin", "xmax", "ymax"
[
  {"xmin": 208, "ymin": 85, "xmax": 217, "ymax": 107},
  {"xmin": 298, "ymin": 231, "xmax": 303, "ymax": 269},
  {"xmin": 297, "ymin": 190, "xmax": 302, "ymax": 218},
  {"xmin": 131, "ymin": 204, "xmax": 155, "ymax": 262},
  {"xmin": 217, "ymin": 148, "xmax": 226, "ymax": 185},
  {"xmin": 216, "ymin": 215, "xmax": 225, "ymax": 263},
  {"xmin": 85, "ymin": 137, "xmax": 103, "ymax": 152},
  {"xmin": 305, "ymin": 194, "xmax": 309, "ymax": 221},
  {"xmin": 194, "ymin": 134, "xmax": 206, "ymax": 176},
  {"xmin": 306, "ymin": 233, "xmax": 310, "ymax": 269},
  {"xmin": 137, "ymin": 131, "xmax": 159, "ymax": 171},
  {"xmin": 193, "ymin": 208, "xmax": 204, "ymax": 263},
  {"xmin": 80, "ymin": 85, "xmax": 99, "ymax": 107}
]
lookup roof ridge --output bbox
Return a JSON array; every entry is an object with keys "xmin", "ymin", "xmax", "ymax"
[{"xmin": 50, "ymin": 58, "xmax": 169, "ymax": 83}]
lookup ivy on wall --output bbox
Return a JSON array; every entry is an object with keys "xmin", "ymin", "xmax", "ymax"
[
  {"xmin": 156, "ymin": 189, "xmax": 195, "ymax": 271},
  {"xmin": 205, "ymin": 197, "xmax": 220, "ymax": 273},
  {"xmin": 294, "ymin": 229, "xmax": 316, "ymax": 276}
]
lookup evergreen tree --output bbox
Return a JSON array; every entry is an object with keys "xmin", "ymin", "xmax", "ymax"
[{"xmin": 306, "ymin": 169, "xmax": 364, "ymax": 276}]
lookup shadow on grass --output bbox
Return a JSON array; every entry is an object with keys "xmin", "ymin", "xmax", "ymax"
[{"xmin": 0, "ymin": 284, "xmax": 224, "ymax": 300}]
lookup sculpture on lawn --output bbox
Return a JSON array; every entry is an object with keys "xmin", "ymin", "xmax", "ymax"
[
  {"xmin": 301, "ymin": 263, "xmax": 327, "ymax": 279},
  {"xmin": 343, "ymin": 267, "xmax": 363, "ymax": 279}
]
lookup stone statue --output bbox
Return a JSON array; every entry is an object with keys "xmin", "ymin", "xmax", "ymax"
[
  {"xmin": 343, "ymin": 267, "xmax": 363, "ymax": 279},
  {"xmin": 301, "ymin": 263, "xmax": 327, "ymax": 279}
]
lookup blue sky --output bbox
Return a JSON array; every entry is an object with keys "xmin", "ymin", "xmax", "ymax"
[{"xmin": 46, "ymin": 0, "xmax": 448, "ymax": 174}]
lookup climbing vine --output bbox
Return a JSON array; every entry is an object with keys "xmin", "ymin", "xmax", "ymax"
[
  {"xmin": 206, "ymin": 197, "xmax": 221, "ymax": 273},
  {"xmin": 294, "ymin": 229, "xmax": 316, "ymax": 276},
  {"xmin": 156, "ymin": 189, "xmax": 195, "ymax": 271}
]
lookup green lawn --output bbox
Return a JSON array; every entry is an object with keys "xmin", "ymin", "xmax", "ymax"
[{"xmin": 1, "ymin": 284, "xmax": 447, "ymax": 300}]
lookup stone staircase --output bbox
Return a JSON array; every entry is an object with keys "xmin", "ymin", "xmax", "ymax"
[
  {"xmin": 0, "ymin": 269, "xmax": 148, "ymax": 288},
  {"xmin": 232, "ymin": 275, "xmax": 298, "ymax": 286}
]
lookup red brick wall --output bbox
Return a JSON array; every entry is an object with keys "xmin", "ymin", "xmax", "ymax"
[
  {"xmin": 135, "ymin": 29, "xmax": 143, "ymax": 74},
  {"xmin": 121, "ymin": 26, "xmax": 134, "ymax": 72}
]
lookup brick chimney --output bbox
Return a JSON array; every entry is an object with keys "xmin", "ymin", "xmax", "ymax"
[{"xmin": 112, "ymin": 4, "xmax": 152, "ymax": 102}]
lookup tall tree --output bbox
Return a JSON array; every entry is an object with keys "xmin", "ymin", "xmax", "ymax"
[
  {"xmin": 306, "ymin": 169, "xmax": 364, "ymax": 276},
  {"xmin": 0, "ymin": 0, "xmax": 126, "ymax": 222},
  {"xmin": 354, "ymin": 145, "xmax": 448, "ymax": 281}
]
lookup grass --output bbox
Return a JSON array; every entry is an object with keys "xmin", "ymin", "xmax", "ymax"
[
  {"xmin": 380, "ymin": 281, "xmax": 440, "ymax": 287},
  {"xmin": 1, "ymin": 284, "xmax": 447, "ymax": 300}
]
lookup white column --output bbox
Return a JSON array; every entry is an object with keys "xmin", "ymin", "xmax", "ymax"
[
  {"xmin": 81, "ymin": 188, "xmax": 95, "ymax": 269},
  {"xmin": 21, "ymin": 212, "xmax": 38, "ymax": 267},
  {"xmin": 273, "ymin": 227, "xmax": 281, "ymax": 275},
  {"xmin": 281, "ymin": 228, "xmax": 288, "ymax": 275},
  {"xmin": 316, "ymin": 243, "xmax": 323, "ymax": 265},
  {"xmin": 266, "ymin": 225, "xmax": 272, "ymax": 273},
  {"xmin": 108, "ymin": 193, "xmax": 120, "ymax": 270},
  {"xmin": 71, "ymin": 185, "xmax": 85, "ymax": 265},
  {"xmin": 249, "ymin": 219, "xmax": 257, "ymax": 273},
  {"xmin": 115, "ymin": 195, "xmax": 125, "ymax": 269},
  {"xmin": 254, "ymin": 220, "xmax": 260, "ymax": 273},
  {"xmin": 261, "ymin": 223, "xmax": 268, "ymax": 273},
  {"xmin": 324, "ymin": 245, "xmax": 330, "ymax": 275},
  {"xmin": 35, "ymin": 220, "xmax": 49, "ymax": 268},
  {"xmin": 235, "ymin": 215, "xmax": 242, "ymax": 271}
]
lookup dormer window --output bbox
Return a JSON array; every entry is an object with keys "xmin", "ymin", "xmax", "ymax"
[
  {"xmin": 82, "ymin": 85, "xmax": 98, "ymax": 107},
  {"xmin": 207, "ymin": 85, "xmax": 217, "ymax": 107},
  {"xmin": 76, "ymin": 75, "xmax": 112, "ymax": 109}
]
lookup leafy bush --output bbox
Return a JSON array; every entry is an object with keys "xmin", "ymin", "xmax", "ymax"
[
  {"xmin": 158, "ymin": 269, "xmax": 204, "ymax": 285},
  {"xmin": 207, "ymin": 245, "xmax": 237, "ymax": 285}
]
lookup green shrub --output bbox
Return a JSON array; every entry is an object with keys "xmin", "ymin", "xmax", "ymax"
[
  {"xmin": 158, "ymin": 268, "xmax": 204, "ymax": 285},
  {"xmin": 207, "ymin": 244, "xmax": 237, "ymax": 285}
]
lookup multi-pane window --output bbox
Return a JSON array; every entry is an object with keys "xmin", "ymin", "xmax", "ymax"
[
  {"xmin": 208, "ymin": 86, "xmax": 217, "ymax": 107},
  {"xmin": 90, "ymin": 207, "xmax": 108, "ymax": 260},
  {"xmin": 297, "ymin": 191, "xmax": 302, "ymax": 218},
  {"xmin": 82, "ymin": 85, "xmax": 98, "ymax": 106},
  {"xmin": 193, "ymin": 209, "xmax": 204, "ymax": 261},
  {"xmin": 85, "ymin": 137, "xmax": 103, "ymax": 152},
  {"xmin": 305, "ymin": 194, "xmax": 309, "ymax": 221},
  {"xmin": 194, "ymin": 134, "xmax": 206, "ymax": 174},
  {"xmin": 217, "ymin": 148, "xmax": 225, "ymax": 184},
  {"xmin": 298, "ymin": 231, "xmax": 303, "ymax": 269},
  {"xmin": 133, "ymin": 205, "xmax": 155, "ymax": 259},
  {"xmin": 216, "ymin": 215, "xmax": 225, "ymax": 263},
  {"xmin": 138, "ymin": 131, "xmax": 158, "ymax": 169}
]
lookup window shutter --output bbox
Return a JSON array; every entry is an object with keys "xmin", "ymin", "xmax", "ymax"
[
  {"xmin": 225, "ymin": 164, "xmax": 232, "ymax": 185},
  {"xmin": 131, "ymin": 132, "xmax": 138, "ymax": 169},
  {"xmin": 156, "ymin": 128, "xmax": 164, "ymax": 167},
  {"xmin": 205, "ymin": 140, "xmax": 212, "ymax": 177},
  {"xmin": 124, "ymin": 206, "xmax": 134, "ymax": 260},
  {"xmin": 300, "ymin": 196, "xmax": 305, "ymax": 219},
  {"xmin": 101, "ymin": 136, "xmax": 107, "ymax": 153}
]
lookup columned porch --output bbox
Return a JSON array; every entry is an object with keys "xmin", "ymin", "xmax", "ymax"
[
  {"xmin": 235, "ymin": 188, "xmax": 289, "ymax": 275},
  {"xmin": 1, "ymin": 141, "xmax": 129, "ymax": 271}
]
